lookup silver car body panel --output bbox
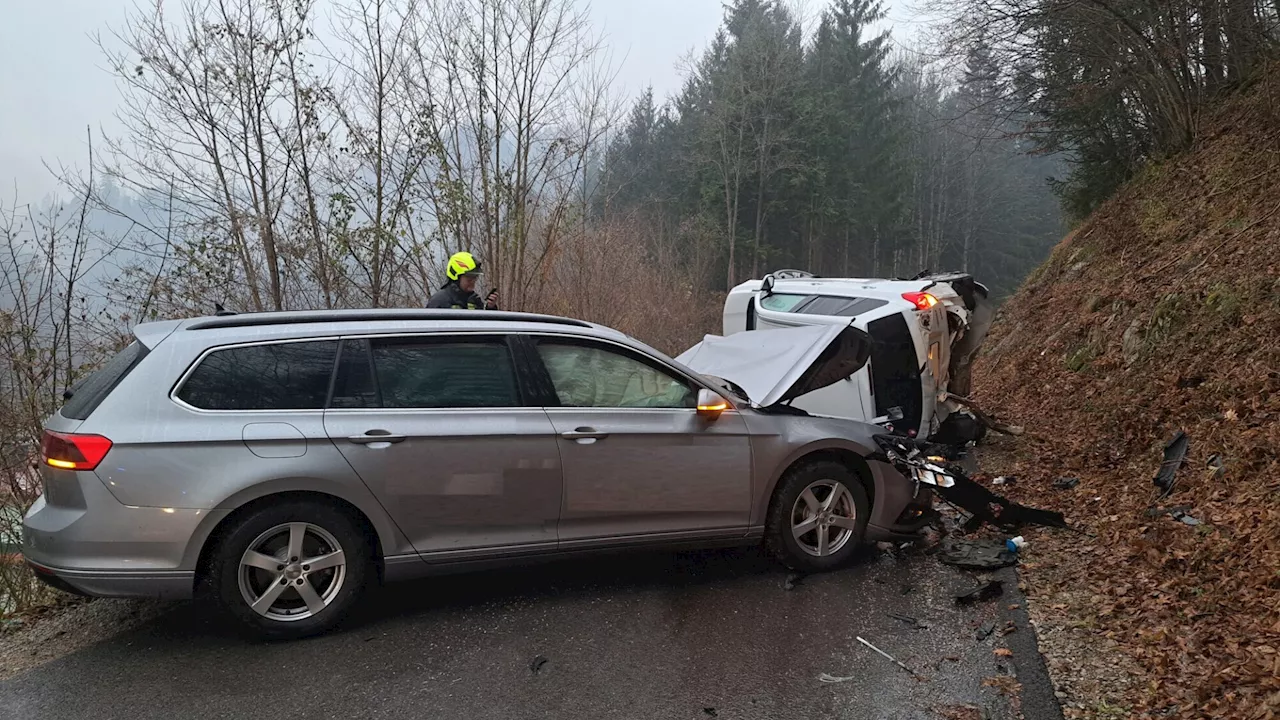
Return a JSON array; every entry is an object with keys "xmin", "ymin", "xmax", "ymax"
[
  {"xmin": 24, "ymin": 310, "xmax": 925, "ymax": 600},
  {"xmin": 324, "ymin": 406, "xmax": 564, "ymax": 557}
]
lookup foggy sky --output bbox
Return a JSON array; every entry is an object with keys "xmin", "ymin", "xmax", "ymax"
[{"xmin": 0, "ymin": 1, "xmax": 909, "ymax": 201}]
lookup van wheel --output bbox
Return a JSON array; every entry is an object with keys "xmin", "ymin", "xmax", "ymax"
[
  {"xmin": 208, "ymin": 501, "xmax": 371, "ymax": 639},
  {"xmin": 765, "ymin": 461, "xmax": 869, "ymax": 573}
]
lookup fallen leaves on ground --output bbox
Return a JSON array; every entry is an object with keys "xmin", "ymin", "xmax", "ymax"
[{"xmin": 973, "ymin": 62, "xmax": 1280, "ymax": 720}]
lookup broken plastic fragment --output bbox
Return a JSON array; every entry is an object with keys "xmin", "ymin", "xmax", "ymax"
[
  {"xmin": 933, "ymin": 468, "xmax": 1067, "ymax": 531},
  {"xmin": 887, "ymin": 612, "xmax": 928, "ymax": 630},
  {"xmin": 857, "ymin": 636, "xmax": 918, "ymax": 676},
  {"xmin": 955, "ymin": 580, "xmax": 1004, "ymax": 605},
  {"xmin": 1153, "ymin": 430, "xmax": 1189, "ymax": 498},
  {"xmin": 939, "ymin": 538, "xmax": 1017, "ymax": 571},
  {"xmin": 1207, "ymin": 455, "xmax": 1225, "ymax": 478}
]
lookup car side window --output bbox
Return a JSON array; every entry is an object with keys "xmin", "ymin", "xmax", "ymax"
[
  {"xmin": 330, "ymin": 339, "xmax": 379, "ymax": 408},
  {"xmin": 177, "ymin": 340, "xmax": 338, "ymax": 410},
  {"xmin": 797, "ymin": 295, "xmax": 888, "ymax": 317},
  {"xmin": 359, "ymin": 336, "xmax": 521, "ymax": 409},
  {"xmin": 759, "ymin": 293, "xmax": 811, "ymax": 312},
  {"xmin": 533, "ymin": 339, "xmax": 695, "ymax": 409}
]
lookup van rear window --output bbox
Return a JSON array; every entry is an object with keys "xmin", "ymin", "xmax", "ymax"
[{"xmin": 61, "ymin": 342, "xmax": 149, "ymax": 420}]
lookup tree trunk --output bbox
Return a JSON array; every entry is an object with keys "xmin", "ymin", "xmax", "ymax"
[
  {"xmin": 843, "ymin": 226, "xmax": 850, "ymax": 276},
  {"xmin": 1224, "ymin": 0, "xmax": 1258, "ymax": 81},
  {"xmin": 752, "ymin": 165, "xmax": 766, "ymax": 279},
  {"xmin": 1202, "ymin": 0, "xmax": 1224, "ymax": 94}
]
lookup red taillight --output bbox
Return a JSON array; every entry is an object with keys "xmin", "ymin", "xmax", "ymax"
[
  {"xmin": 41, "ymin": 430, "xmax": 113, "ymax": 471},
  {"xmin": 902, "ymin": 292, "xmax": 939, "ymax": 312}
]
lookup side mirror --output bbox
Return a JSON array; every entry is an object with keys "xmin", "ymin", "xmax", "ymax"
[
  {"xmin": 696, "ymin": 388, "xmax": 729, "ymax": 421},
  {"xmin": 760, "ymin": 274, "xmax": 775, "ymax": 297}
]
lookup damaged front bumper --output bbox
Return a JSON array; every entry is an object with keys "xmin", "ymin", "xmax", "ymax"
[{"xmin": 866, "ymin": 458, "xmax": 938, "ymax": 542}]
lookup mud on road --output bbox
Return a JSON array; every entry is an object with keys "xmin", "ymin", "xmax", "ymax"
[{"xmin": 1, "ymin": 547, "xmax": 1060, "ymax": 720}]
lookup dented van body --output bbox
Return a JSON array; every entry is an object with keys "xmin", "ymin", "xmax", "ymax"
[{"xmin": 716, "ymin": 270, "xmax": 995, "ymax": 439}]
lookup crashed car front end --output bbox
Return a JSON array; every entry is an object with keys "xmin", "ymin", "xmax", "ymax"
[
  {"xmin": 736, "ymin": 410, "xmax": 939, "ymax": 542},
  {"xmin": 676, "ymin": 323, "xmax": 937, "ymax": 541}
]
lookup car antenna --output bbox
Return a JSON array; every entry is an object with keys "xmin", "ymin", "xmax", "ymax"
[{"xmin": 214, "ymin": 302, "xmax": 237, "ymax": 317}]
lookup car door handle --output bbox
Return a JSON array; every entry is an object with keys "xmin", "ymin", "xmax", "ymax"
[
  {"xmin": 347, "ymin": 431, "xmax": 406, "ymax": 445},
  {"xmin": 561, "ymin": 427, "xmax": 609, "ymax": 443}
]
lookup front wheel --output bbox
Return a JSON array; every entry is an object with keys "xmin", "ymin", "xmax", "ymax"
[
  {"xmin": 765, "ymin": 461, "xmax": 870, "ymax": 573},
  {"xmin": 208, "ymin": 501, "xmax": 372, "ymax": 639}
]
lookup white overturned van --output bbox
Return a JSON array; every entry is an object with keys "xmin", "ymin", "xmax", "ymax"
[{"xmin": 719, "ymin": 270, "xmax": 995, "ymax": 440}]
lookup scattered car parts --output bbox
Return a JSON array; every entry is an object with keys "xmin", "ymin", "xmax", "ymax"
[{"xmin": 1153, "ymin": 430, "xmax": 1190, "ymax": 498}]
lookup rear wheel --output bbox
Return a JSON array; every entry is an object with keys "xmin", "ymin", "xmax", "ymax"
[
  {"xmin": 765, "ymin": 461, "xmax": 869, "ymax": 573},
  {"xmin": 208, "ymin": 501, "xmax": 371, "ymax": 639}
]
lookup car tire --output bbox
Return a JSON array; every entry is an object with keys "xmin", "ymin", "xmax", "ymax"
[
  {"xmin": 765, "ymin": 461, "xmax": 870, "ymax": 573},
  {"xmin": 207, "ymin": 500, "xmax": 372, "ymax": 640}
]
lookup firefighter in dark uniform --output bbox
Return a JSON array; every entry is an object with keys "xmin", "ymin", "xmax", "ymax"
[{"xmin": 426, "ymin": 252, "xmax": 499, "ymax": 310}]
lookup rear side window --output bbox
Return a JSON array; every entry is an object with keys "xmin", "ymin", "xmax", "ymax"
[
  {"xmin": 61, "ymin": 342, "xmax": 149, "ymax": 420},
  {"xmin": 177, "ymin": 341, "xmax": 338, "ymax": 410},
  {"xmin": 797, "ymin": 296, "xmax": 888, "ymax": 318},
  {"xmin": 759, "ymin": 293, "xmax": 811, "ymax": 312},
  {"xmin": 360, "ymin": 337, "xmax": 521, "ymax": 409}
]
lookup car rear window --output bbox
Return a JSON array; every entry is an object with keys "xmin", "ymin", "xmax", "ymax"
[
  {"xmin": 176, "ymin": 340, "xmax": 338, "ymax": 410},
  {"xmin": 61, "ymin": 342, "xmax": 149, "ymax": 420}
]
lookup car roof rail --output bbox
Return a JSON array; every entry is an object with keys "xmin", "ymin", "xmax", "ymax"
[{"xmin": 185, "ymin": 309, "xmax": 592, "ymax": 331}]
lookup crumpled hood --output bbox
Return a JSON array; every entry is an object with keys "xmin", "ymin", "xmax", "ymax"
[{"xmin": 676, "ymin": 324, "xmax": 872, "ymax": 408}]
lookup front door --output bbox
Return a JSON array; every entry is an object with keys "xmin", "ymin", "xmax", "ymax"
[
  {"xmin": 323, "ymin": 335, "xmax": 562, "ymax": 559},
  {"xmin": 522, "ymin": 335, "xmax": 753, "ymax": 545}
]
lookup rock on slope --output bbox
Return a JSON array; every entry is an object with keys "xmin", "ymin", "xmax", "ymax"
[{"xmin": 972, "ymin": 69, "xmax": 1280, "ymax": 718}]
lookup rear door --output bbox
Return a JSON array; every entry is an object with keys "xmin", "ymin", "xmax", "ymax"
[
  {"xmin": 521, "ymin": 334, "xmax": 753, "ymax": 545},
  {"xmin": 323, "ymin": 334, "xmax": 563, "ymax": 559}
]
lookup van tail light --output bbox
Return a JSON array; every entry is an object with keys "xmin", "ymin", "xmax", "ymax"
[
  {"xmin": 901, "ymin": 292, "xmax": 939, "ymax": 312},
  {"xmin": 41, "ymin": 430, "xmax": 113, "ymax": 471}
]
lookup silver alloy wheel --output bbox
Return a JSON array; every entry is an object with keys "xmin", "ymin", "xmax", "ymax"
[
  {"xmin": 790, "ymin": 479, "xmax": 858, "ymax": 557},
  {"xmin": 238, "ymin": 522, "xmax": 347, "ymax": 622}
]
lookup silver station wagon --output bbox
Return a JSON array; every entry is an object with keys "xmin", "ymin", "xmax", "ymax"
[{"xmin": 24, "ymin": 310, "xmax": 931, "ymax": 638}]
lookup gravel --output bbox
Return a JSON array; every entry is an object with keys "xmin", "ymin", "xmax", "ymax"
[{"xmin": 0, "ymin": 598, "xmax": 170, "ymax": 680}]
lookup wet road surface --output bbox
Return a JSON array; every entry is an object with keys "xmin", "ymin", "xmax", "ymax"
[{"xmin": 1, "ymin": 547, "xmax": 1061, "ymax": 720}]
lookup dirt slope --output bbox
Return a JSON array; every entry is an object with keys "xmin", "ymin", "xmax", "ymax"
[{"xmin": 972, "ymin": 71, "xmax": 1280, "ymax": 719}]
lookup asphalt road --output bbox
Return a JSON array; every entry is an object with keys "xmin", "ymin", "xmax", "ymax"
[{"xmin": 1, "ymin": 547, "xmax": 1061, "ymax": 720}]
